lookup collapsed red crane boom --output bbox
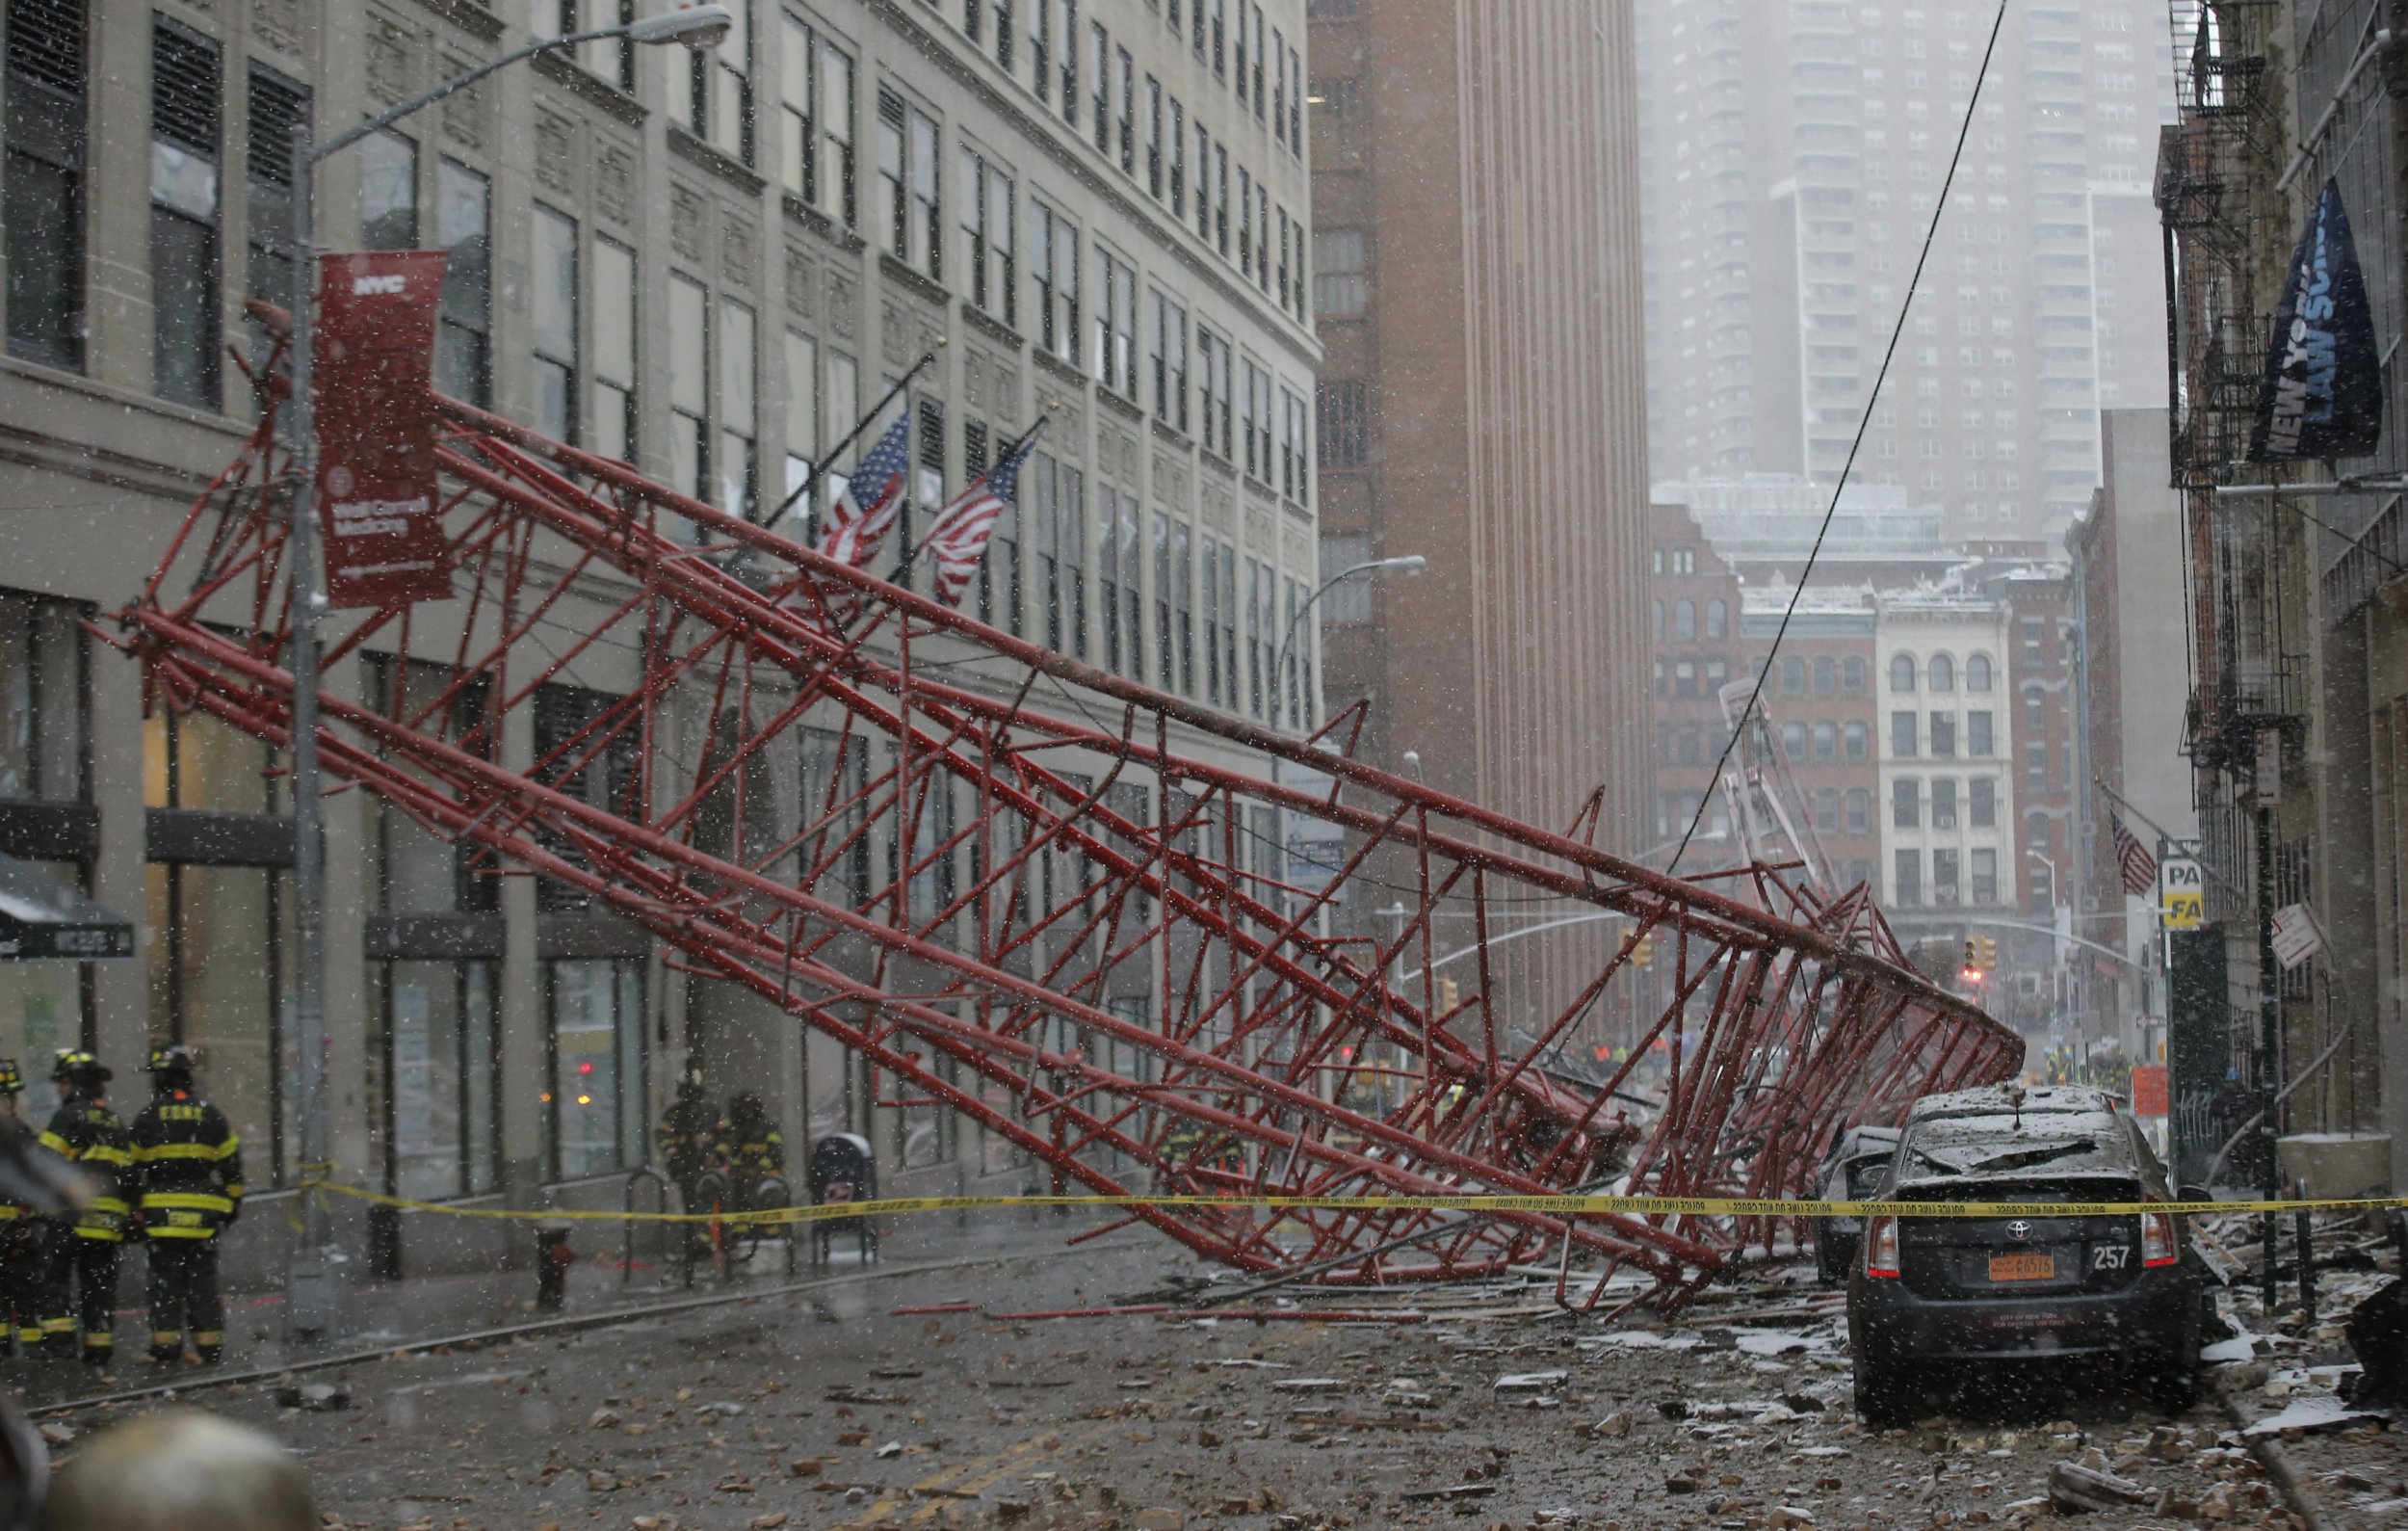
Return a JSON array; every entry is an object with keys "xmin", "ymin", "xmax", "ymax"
[{"xmin": 119, "ymin": 359, "xmax": 2019, "ymax": 1310}]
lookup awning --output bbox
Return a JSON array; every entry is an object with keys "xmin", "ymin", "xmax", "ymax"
[{"xmin": 0, "ymin": 855, "xmax": 133, "ymax": 961}]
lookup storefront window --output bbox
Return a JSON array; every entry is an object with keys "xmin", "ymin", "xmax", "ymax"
[
  {"xmin": 0, "ymin": 858, "xmax": 88, "ymax": 1065},
  {"xmin": 546, "ymin": 958, "xmax": 645, "ymax": 1181},
  {"xmin": 373, "ymin": 959, "xmax": 499, "ymax": 1201},
  {"xmin": 144, "ymin": 860, "xmax": 291, "ymax": 1184}
]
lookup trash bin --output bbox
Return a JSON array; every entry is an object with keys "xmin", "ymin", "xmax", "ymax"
[{"xmin": 806, "ymin": 1132, "xmax": 877, "ymax": 1266}]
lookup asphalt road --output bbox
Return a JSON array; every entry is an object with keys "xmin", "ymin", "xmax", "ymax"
[{"xmin": 38, "ymin": 1225, "xmax": 2333, "ymax": 1531}]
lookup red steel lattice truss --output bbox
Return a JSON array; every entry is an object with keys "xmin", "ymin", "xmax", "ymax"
[{"xmin": 118, "ymin": 356, "xmax": 2019, "ymax": 1312}]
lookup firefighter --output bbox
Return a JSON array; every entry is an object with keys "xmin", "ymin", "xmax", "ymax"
[
  {"xmin": 654, "ymin": 1068, "xmax": 716, "ymax": 1208},
  {"xmin": 0, "ymin": 1060, "xmax": 45, "ymax": 1358},
  {"xmin": 39, "ymin": 1050, "xmax": 130, "ymax": 1365},
  {"xmin": 129, "ymin": 1043, "xmax": 242, "ymax": 1364},
  {"xmin": 710, "ymin": 1092, "xmax": 784, "ymax": 1225}
]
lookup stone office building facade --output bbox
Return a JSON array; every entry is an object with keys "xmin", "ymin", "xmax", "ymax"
[{"xmin": 0, "ymin": 0, "xmax": 1319, "ymax": 1276}]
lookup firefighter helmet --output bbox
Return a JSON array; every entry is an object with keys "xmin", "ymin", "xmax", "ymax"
[
  {"xmin": 0, "ymin": 1059, "xmax": 20, "ymax": 1095},
  {"xmin": 147, "ymin": 1043, "xmax": 198, "ymax": 1085},
  {"xmin": 51, "ymin": 1050, "xmax": 110, "ymax": 1091}
]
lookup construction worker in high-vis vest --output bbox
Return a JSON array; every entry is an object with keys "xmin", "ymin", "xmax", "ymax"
[
  {"xmin": 40, "ymin": 1050, "xmax": 130, "ymax": 1365},
  {"xmin": 0, "ymin": 1060, "xmax": 47, "ymax": 1356},
  {"xmin": 129, "ymin": 1043, "xmax": 243, "ymax": 1364}
]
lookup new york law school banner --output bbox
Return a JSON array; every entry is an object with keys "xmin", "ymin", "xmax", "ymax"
[
  {"xmin": 313, "ymin": 251, "xmax": 454, "ymax": 608},
  {"xmin": 2250, "ymin": 179, "xmax": 2383, "ymax": 463}
]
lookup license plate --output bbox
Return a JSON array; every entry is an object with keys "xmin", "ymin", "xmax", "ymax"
[{"xmin": 1988, "ymin": 1253, "xmax": 2055, "ymax": 1282}]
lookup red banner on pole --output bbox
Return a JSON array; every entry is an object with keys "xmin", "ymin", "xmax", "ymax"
[
  {"xmin": 2131, "ymin": 1064, "xmax": 2168, "ymax": 1118},
  {"xmin": 313, "ymin": 251, "xmax": 453, "ymax": 609}
]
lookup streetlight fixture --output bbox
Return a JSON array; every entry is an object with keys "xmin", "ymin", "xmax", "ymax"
[
  {"xmin": 279, "ymin": 4, "xmax": 729, "ymax": 1341},
  {"xmin": 1269, "ymin": 555, "xmax": 1427, "ymax": 727}
]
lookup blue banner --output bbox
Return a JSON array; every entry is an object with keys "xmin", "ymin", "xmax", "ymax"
[{"xmin": 2250, "ymin": 179, "xmax": 2383, "ymax": 462}]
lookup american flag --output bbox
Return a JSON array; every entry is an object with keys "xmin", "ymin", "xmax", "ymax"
[
  {"xmin": 814, "ymin": 412, "xmax": 913, "ymax": 570},
  {"xmin": 925, "ymin": 437, "xmax": 1036, "ymax": 609},
  {"xmin": 2110, "ymin": 811, "xmax": 2158, "ymax": 895}
]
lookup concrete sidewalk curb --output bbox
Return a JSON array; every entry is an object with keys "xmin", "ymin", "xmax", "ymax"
[{"xmin": 2221, "ymin": 1393, "xmax": 2335, "ymax": 1531}]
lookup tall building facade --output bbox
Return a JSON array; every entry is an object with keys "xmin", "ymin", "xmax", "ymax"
[
  {"xmin": 1637, "ymin": 0, "xmax": 2177, "ymax": 543},
  {"xmin": 0, "ymin": 0, "xmax": 1318, "ymax": 1280},
  {"xmin": 1306, "ymin": 0, "xmax": 1654, "ymax": 1029}
]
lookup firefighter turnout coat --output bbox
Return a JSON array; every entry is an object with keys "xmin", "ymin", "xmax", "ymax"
[{"xmin": 129, "ymin": 1091, "xmax": 244, "ymax": 1240}]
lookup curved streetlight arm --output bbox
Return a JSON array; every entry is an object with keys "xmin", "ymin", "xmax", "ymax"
[{"xmin": 1269, "ymin": 556, "xmax": 1426, "ymax": 726}]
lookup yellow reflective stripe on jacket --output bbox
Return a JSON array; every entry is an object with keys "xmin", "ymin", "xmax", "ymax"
[
  {"xmin": 80, "ymin": 1145, "xmax": 132, "ymax": 1167},
  {"xmin": 133, "ymin": 1140, "xmax": 238, "ymax": 1163},
  {"xmin": 144, "ymin": 1226, "xmax": 218, "ymax": 1239},
  {"xmin": 142, "ymin": 1193, "xmax": 234, "ymax": 1214},
  {"xmin": 87, "ymin": 1197, "xmax": 130, "ymax": 1215},
  {"xmin": 38, "ymin": 1132, "xmax": 70, "ymax": 1158}
]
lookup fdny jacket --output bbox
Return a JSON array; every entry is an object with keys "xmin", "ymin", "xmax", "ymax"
[
  {"xmin": 128, "ymin": 1091, "xmax": 244, "ymax": 1240},
  {"xmin": 40, "ymin": 1096, "xmax": 132, "ymax": 1242}
]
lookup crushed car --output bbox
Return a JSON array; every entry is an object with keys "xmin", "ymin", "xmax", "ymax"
[
  {"xmin": 1846, "ymin": 1084, "xmax": 2211, "ymax": 1425},
  {"xmin": 1814, "ymin": 1123, "xmax": 1901, "ymax": 1285}
]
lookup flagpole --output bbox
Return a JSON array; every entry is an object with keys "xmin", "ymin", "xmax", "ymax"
[
  {"xmin": 762, "ymin": 349, "xmax": 939, "ymax": 528},
  {"xmin": 2092, "ymin": 777, "xmax": 2243, "ymax": 901}
]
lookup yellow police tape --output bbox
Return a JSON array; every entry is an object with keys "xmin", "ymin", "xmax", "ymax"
[{"xmin": 294, "ymin": 1179, "xmax": 2408, "ymax": 1227}]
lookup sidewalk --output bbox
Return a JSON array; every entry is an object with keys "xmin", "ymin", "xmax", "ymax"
[{"xmin": 8, "ymin": 1202, "xmax": 1128, "ymax": 1412}]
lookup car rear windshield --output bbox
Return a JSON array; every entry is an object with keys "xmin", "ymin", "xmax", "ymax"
[
  {"xmin": 1893, "ymin": 1113, "xmax": 2134, "ymax": 1184},
  {"xmin": 1882, "ymin": 1175, "xmax": 2144, "ymax": 1208}
]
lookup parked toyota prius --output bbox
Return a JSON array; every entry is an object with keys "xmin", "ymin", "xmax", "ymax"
[{"xmin": 1845, "ymin": 1084, "xmax": 2209, "ymax": 1424}]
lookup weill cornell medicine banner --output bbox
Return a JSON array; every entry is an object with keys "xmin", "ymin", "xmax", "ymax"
[{"xmin": 312, "ymin": 250, "xmax": 456, "ymax": 608}]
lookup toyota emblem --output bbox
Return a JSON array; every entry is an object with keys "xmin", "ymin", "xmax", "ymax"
[{"xmin": 2006, "ymin": 1220, "xmax": 2033, "ymax": 1242}]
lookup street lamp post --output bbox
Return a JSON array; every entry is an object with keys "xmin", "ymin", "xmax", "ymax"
[
  {"xmin": 279, "ymin": 5, "xmax": 731, "ymax": 1339},
  {"xmin": 1269, "ymin": 555, "xmax": 1426, "ymax": 727}
]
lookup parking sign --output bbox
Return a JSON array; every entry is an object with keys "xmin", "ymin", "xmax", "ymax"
[{"xmin": 2159, "ymin": 839, "xmax": 2204, "ymax": 931}]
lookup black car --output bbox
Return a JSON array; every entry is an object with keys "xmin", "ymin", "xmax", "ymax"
[
  {"xmin": 1845, "ymin": 1084, "xmax": 2209, "ymax": 1424},
  {"xmin": 1814, "ymin": 1124, "xmax": 1902, "ymax": 1285}
]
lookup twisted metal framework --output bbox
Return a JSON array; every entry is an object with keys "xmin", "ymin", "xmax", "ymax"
[{"xmin": 118, "ymin": 357, "xmax": 2019, "ymax": 1311}]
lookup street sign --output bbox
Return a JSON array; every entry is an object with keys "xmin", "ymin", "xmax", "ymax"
[
  {"xmin": 2159, "ymin": 839, "xmax": 2204, "ymax": 931},
  {"xmin": 2253, "ymin": 729, "xmax": 2282, "ymax": 806},
  {"xmin": 2272, "ymin": 903, "xmax": 2324, "ymax": 970},
  {"xmin": 1275, "ymin": 757, "xmax": 1346, "ymax": 908}
]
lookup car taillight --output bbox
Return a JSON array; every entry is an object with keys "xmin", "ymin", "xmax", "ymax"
[
  {"xmin": 1865, "ymin": 1214, "xmax": 1900, "ymax": 1278},
  {"xmin": 2140, "ymin": 1203, "xmax": 2178, "ymax": 1268}
]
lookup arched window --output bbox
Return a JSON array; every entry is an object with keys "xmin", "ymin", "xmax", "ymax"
[
  {"xmin": 1814, "ymin": 657, "xmax": 1838, "ymax": 696},
  {"xmin": 1845, "ymin": 787, "xmax": 1871, "ymax": 834},
  {"xmin": 1815, "ymin": 788, "xmax": 1840, "ymax": 832},
  {"xmin": 1674, "ymin": 599, "xmax": 1696, "ymax": 640},
  {"xmin": 1928, "ymin": 653, "xmax": 1955, "ymax": 692},
  {"xmin": 1653, "ymin": 599, "xmax": 1664, "ymax": 642},
  {"xmin": 1844, "ymin": 656, "xmax": 1867, "ymax": 695},
  {"xmin": 1844, "ymin": 721, "xmax": 1869, "ymax": 761},
  {"xmin": 1889, "ymin": 653, "xmax": 1918, "ymax": 693},
  {"xmin": 1782, "ymin": 720, "xmax": 1808, "ymax": 759},
  {"xmin": 1705, "ymin": 598, "xmax": 1728, "ymax": 640},
  {"xmin": 1812, "ymin": 721, "xmax": 1837, "ymax": 761},
  {"xmin": 1966, "ymin": 653, "xmax": 1994, "ymax": 692}
]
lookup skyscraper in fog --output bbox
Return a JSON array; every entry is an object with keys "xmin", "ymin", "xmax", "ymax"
[{"xmin": 1637, "ymin": 0, "xmax": 2175, "ymax": 542}]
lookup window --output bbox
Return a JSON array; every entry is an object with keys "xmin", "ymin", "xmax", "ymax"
[
  {"xmin": 1272, "ymin": 26, "xmax": 1287, "ymax": 144},
  {"xmin": 1969, "ymin": 775, "xmax": 1995, "ymax": 828},
  {"xmin": 1892, "ymin": 710, "xmax": 1918, "ymax": 756},
  {"xmin": 1965, "ymin": 652, "xmax": 1993, "ymax": 690},
  {"xmin": 1893, "ymin": 850, "xmax": 1922, "ymax": 906},
  {"xmin": 1030, "ymin": 199, "xmax": 1079, "ymax": 361},
  {"xmin": 1889, "ymin": 652, "xmax": 1917, "ymax": 692},
  {"xmin": 1313, "ymin": 228, "xmax": 1366, "ymax": 317},
  {"xmin": 1931, "ymin": 776, "xmax": 1957, "ymax": 828},
  {"xmin": 1845, "ymin": 787, "xmax": 1871, "ymax": 834},
  {"xmin": 1928, "ymin": 652, "xmax": 1954, "ymax": 691},
  {"xmin": 1168, "ymin": 96, "xmax": 1186, "ymax": 216},
  {"xmin": 1892, "ymin": 777, "xmax": 1920, "ymax": 829},
  {"xmin": 5, "ymin": 0, "xmax": 87, "ymax": 369},
  {"xmin": 1844, "ymin": 720, "xmax": 1869, "ymax": 761},
  {"xmin": 719, "ymin": 296, "xmax": 757, "ymax": 521},
  {"xmin": 667, "ymin": 273, "xmax": 710, "ymax": 505},
  {"xmin": 435, "ymin": 160, "xmax": 491, "ymax": 408},
  {"xmin": 374, "ymin": 958, "xmax": 500, "ymax": 1202},
  {"xmin": 1281, "ymin": 389, "xmax": 1307, "ymax": 502},
  {"xmin": 1929, "ymin": 711, "xmax": 1954, "ymax": 757},
  {"xmin": 1212, "ymin": 0, "xmax": 1226, "ymax": 75},
  {"xmin": 546, "ymin": 960, "xmax": 646, "ymax": 1180},
  {"xmin": 1152, "ymin": 512, "xmax": 1174, "ymax": 691},
  {"xmin": 1781, "ymin": 656, "xmax": 1805, "ymax": 696},
  {"xmin": 1968, "ymin": 710, "xmax": 1992, "ymax": 755},
  {"xmin": 958, "ymin": 146, "xmax": 1014, "ymax": 327},
  {"xmin": 1844, "ymin": 655, "xmax": 1867, "ymax": 695},
  {"xmin": 1932, "ymin": 848, "xmax": 1960, "ymax": 907},
  {"xmin": 993, "ymin": 0, "xmax": 1014, "ymax": 66},
  {"xmin": 1237, "ymin": 166, "xmax": 1253, "ymax": 278},
  {"xmin": 877, "ymin": 90, "xmax": 908, "ymax": 260},
  {"xmin": 2025, "ymin": 741, "xmax": 2047, "ymax": 788},
  {"xmin": 1198, "ymin": 327, "xmax": 1234, "ymax": 458},
  {"xmin": 1812, "ymin": 721, "xmax": 1836, "ymax": 762},
  {"xmin": 531, "ymin": 205, "xmax": 578, "ymax": 444},
  {"xmin": 1317, "ymin": 379, "xmax": 1367, "ymax": 468},
  {"xmin": 1673, "ymin": 599, "xmax": 1695, "ymax": 641},
  {"xmin": 909, "ymin": 106, "xmax": 940, "ymax": 277},
  {"xmin": 1114, "ymin": 45, "xmax": 1135, "ymax": 172},
  {"xmin": 1089, "ymin": 245, "xmax": 1136, "ymax": 395},
  {"xmin": 781, "ymin": 327, "xmax": 818, "ymax": 532},
  {"xmin": 1250, "ymin": 1, "xmax": 1267, "ymax": 116},
  {"xmin": 1147, "ymin": 290, "xmax": 1188, "ymax": 429},
  {"xmin": 1275, "ymin": 207, "xmax": 1290, "ymax": 310},
  {"xmin": 1314, "ymin": 76, "xmax": 1362, "ymax": 166},
  {"xmin": 1240, "ymin": 358, "xmax": 1272, "ymax": 482},
  {"xmin": 1088, "ymin": 22, "xmax": 1110, "ymax": 151},
  {"xmin": 151, "ymin": 16, "xmax": 221, "ymax": 409},
  {"xmin": 243, "ymin": 65, "xmax": 307, "ymax": 368},
  {"xmin": 1813, "ymin": 655, "xmax": 1836, "ymax": 696},
  {"xmin": 1201, "ymin": 533, "xmax": 1224, "ymax": 701},
  {"xmin": 1781, "ymin": 721, "xmax": 1807, "ymax": 760},
  {"xmin": 682, "ymin": 0, "xmax": 752, "ymax": 163},
  {"xmin": 591, "ymin": 235, "xmax": 637, "ymax": 462},
  {"xmin": 1172, "ymin": 520, "xmax": 1193, "ymax": 695},
  {"xmin": 2021, "ymin": 618, "xmax": 2045, "ymax": 662},
  {"xmin": 1214, "ymin": 142, "xmax": 1229, "ymax": 255},
  {"xmin": 781, "ymin": 19, "xmax": 855, "ymax": 225},
  {"xmin": 1217, "ymin": 541, "xmax": 1238, "ymax": 711},
  {"xmin": 1706, "ymin": 599, "xmax": 1727, "ymax": 641},
  {"xmin": 1144, "ymin": 74, "xmax": 1162, "ymax": 197},
  {"xmin": 1096, "ymin": 482, "xmax": 1125, "ymax": 673}
]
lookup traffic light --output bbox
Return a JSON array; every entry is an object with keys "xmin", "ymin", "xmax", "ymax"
[
  {"xmin": 1976, "ymin": 936, "xmax": 1998, "ymax": 973},
  {"xmin": 1632, "ymin": 937, "xmax": 1655, "ymax": 969},
  {"xmin": 1438, "ymin": 976, "xmax": 1461, "ymax": 1013},
  {"xmin": 1960, "ymin": 937, "xmax": 1982, "ymax": 987}
]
